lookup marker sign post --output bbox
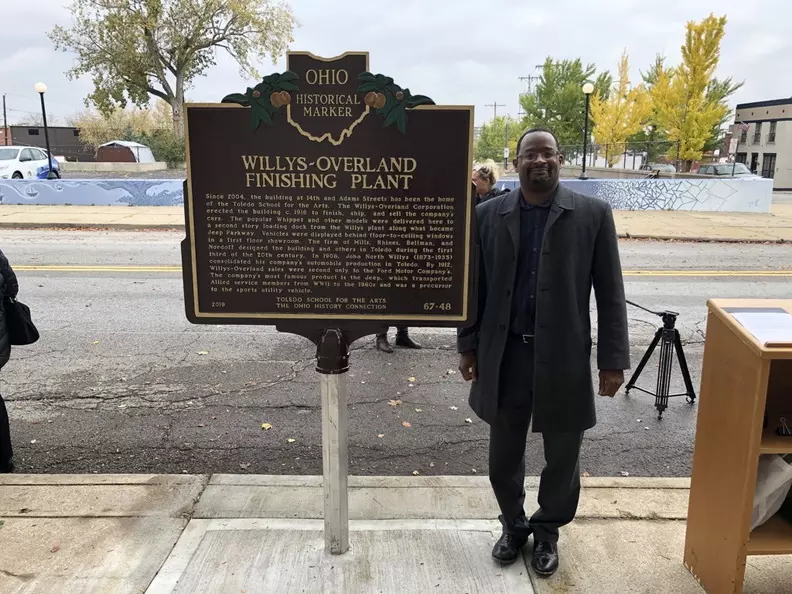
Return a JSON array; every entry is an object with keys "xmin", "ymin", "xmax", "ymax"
[{"xmin": 181, "ymin": 51, "xmax": 475, "ymax": 553}]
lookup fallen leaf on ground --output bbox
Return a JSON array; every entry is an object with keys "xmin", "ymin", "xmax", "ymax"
[
  {"xmin": 449, "ymin": 406, "xmax": 458, "ymax": 411},
  {"xmin": 387, "ymin": 399, "xmax": 403, "ymax": 407},
  {"xmin": 407, "ymin": 377, "xmax": 416, "ymax": 382},
  {"xmin": 620, "ymin": 471, "xmax": 630, "ymax": 477},
  {"xmin": 239, "ymin": 463, "xmax": 251, "ymax": 470},
  {"xmin": 92, "ymin": 340, "xmax": 100, "ymax": 345},
  {"xmin": 261, "ymin": 423, "xmax": 272, "ymax": 430},
  {"xmin": 287, "ymin": 438, "xmax": 296, "ymax": 443},
  {"xmin": 429, "ymin": 462, "xmax": 435, "ymax": 468},
  {"xmin": 402, "ymin": 421, "xmax": 412, "ymax": 428},
  {"xmin": 30, "ymin": 439, "xmax": 37, "ymax": 444},
  {"xmin": 415, "ymin": 408, "xmax": 423, "ymax": 413},
  {"xmin": 377, "ymin": 434, "xmax": 385, "ymax": 438},
  {"xmin": 446, "ymin": 369, "xmax": 456, "ymax": 375},
  {"xmin": 197, "ymin": 351, "xmax": 209, "ymax": 355},
  {"xmin": 465, "ymin": 418, "xmax": 473, "ymax": 424},
  {"xmin": 50, "ymin": 545, "xmax": 60, "ymax": 553},
  {"xmin": 582, "ymin": 471, "xmax": 590, "ymax": 477},
  {"xmin": 412, "ymin": 470, "xmax": 420, "ymax": 475}
]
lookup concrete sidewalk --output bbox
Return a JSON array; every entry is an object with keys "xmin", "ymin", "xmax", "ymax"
[
  {"xmin": 2, "ymin": 474, "xmax": 792, "ymax": 593},
  {"xmin": 1, "ymin": 204, "xmax": 792, "ymax": 242}
]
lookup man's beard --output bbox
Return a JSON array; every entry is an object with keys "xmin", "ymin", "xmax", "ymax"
[{"xmin": 527, "ymin": 167, "xmax": 556, "ymax": 190}]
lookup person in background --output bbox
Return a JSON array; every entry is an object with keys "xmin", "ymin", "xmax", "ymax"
[
  {"xmin": 0, "ymin": 248, "xmax": 19, "ymax": 473},
  {"xmin": 472, "ymin": 163, "xmax": 507, "ymax": 204},
  {"xmin": 375, "ymin": 326, "xmax": 421, "ymax": 353}
]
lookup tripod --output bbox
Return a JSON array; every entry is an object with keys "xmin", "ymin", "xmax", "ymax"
[{"xmin": 624, "ymin": 300, "xmax": 697, "ymax": 419}]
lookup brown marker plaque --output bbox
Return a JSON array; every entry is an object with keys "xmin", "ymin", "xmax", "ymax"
[{"xmin": 182, "ymin": 51, "xmax": 475, "ymax": 328}]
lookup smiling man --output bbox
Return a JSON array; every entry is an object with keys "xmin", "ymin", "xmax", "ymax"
[{"xmin": 457, "ymin": 128, "xmax": 629, "ymax": 577}]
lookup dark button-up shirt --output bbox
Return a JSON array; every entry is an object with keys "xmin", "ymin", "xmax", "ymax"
[{"xmin": 509, "ymin": 191, "xmax": 554, "ymax": 335}]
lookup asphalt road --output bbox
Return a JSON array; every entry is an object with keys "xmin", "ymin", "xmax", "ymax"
[{"xmin": 2, "ymin": 230, "xmax": 792, "ymax": 477}]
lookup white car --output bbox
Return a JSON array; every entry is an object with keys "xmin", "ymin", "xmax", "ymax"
[{"xmin": 0, "ymin": 145, "xmax": 61, "ymax": 179}]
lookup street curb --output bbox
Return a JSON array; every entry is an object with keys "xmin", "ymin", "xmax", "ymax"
[
  {"xmin": 0, "ymin": 221, "xmax": 785, "ymax": 243},
  {"xmin": 0, "ymin": 222, "xmax": 185, "ymax": 231},
  {"xmin": 0, "ymin": 473, "xmax": 691, "ymax": 489},
  {"xmin": 620, "ymin": 232, "xmax": 788, "ymax": 244}
]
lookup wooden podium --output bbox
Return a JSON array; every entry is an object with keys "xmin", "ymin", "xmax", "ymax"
[{"xmin": 685, "ymin": 299, "xmax": 792, "ymax": 593}]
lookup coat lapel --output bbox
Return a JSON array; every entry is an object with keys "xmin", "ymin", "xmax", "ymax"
[
  {"xmin": 496, "ymin": 188, "xmax": 521, "ymax": 258},
  {"xmin": 542, "ymin": 184, "xmax": 576, "ymax": 247}
]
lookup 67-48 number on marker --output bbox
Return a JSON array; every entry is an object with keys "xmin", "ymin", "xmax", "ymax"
[{"xmin": 424, "ymin": 302, "xmax": 452, "ymax": 311}]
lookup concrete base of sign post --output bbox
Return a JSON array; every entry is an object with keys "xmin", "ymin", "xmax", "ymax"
[{"xmin": 321, "ymin": 372, "xmax": 350, "ymax": 554}]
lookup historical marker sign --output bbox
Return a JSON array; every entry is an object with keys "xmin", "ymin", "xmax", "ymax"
[{"xmin": 182, "ymin": 51, "xmax": 475, "ymax": 328}]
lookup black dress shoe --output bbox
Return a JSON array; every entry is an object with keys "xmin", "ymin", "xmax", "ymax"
[
  {"xmin": 531, "ymin": 540, "xmax": 559, "ymax": 577},
  {"xmin": 0, "ymin": 460, "xmax": 15, "ymax": 473},
  {"xmin": 491, "ymin": 532, "xmax": 528, "ymax": 564},
  {"xmin": 375, "ymin": 334, "xmax": 394, "ymax": 353},
  {"xmin": 394, "ymin": 330, "xmax": 421, "ymax": 349}
]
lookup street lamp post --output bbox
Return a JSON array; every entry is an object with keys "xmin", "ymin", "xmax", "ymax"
[
  {"xmin": 34, "ymin": 82, "xmax": 56, "ymax": 180},
  {"xmin": 580, "ymin": 82, "xmax": 595, "ymax": 180}
]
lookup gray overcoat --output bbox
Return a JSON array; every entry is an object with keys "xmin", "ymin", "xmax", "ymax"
[{"xmin": 457, "ymin": 185, "xmax": 630, "ymax": 432}]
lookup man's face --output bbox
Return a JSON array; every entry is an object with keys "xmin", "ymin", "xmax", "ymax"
[
  {"xmin": 471, "ymin": 170, "xmax": 489, "ymax": 195},
  {"xmin": 513, "ymin": 132, "xmax": 563, "ymax": 192}
]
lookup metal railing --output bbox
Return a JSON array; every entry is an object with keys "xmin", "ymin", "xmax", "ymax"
[{"xmin": 559, "ymin": 140, "xmax": 682, "ymax": 172}]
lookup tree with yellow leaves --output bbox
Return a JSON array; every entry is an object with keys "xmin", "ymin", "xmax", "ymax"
[
  {"xmin": 590, "ymin": 51, "xmax": 651, "ymax": 167},
  {"xmin": 650, "ymin": 14, "xmax": 730, "ymax": 169}
]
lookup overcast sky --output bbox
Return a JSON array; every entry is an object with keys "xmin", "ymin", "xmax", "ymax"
[{"xmin": 0, "ymin": 0, "xmax": 788, "ymax": 127}]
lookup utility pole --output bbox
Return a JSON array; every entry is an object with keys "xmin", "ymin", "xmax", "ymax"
[
  {"xmin": 2, "ymin": 94, "xmax": 7, "ymax": 145},
  {"xmin": 504, "ymin": 119, "xmax": 510, "ymax": 171},
  {"xmin": 484, "ymin": 101, "xmax": 506, "ymax": 120}
]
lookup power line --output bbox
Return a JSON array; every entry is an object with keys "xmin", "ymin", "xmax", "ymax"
[{"xmin": 484, "ymin": 101, "xmax": 506, "ymax": 120}]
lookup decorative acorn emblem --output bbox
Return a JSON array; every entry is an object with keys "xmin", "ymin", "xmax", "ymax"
[
  {"xmin": 252, "ymin": 90, "xmax": 261, "ymax": 98},
  {"xmin": 365, "ymin": 91, "xmax": 386, "ymax": 109},
  {"xmin": 270, "ymin": 91, "xmax": 291, "ymax": 108},
  {"xmin": 395, "ymin": 91, "xmax": 404, "ymax": 100}
]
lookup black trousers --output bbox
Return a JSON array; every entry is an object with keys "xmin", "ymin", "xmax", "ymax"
[
  {"xmin": 0, "ymin": 393, "xmax": 12, "ymax": 468},
  {"xmin": 489, "ymin": 336, "xmax": 583, "ymax": 543},
  {"xmin": 376, "ymin": 325, "xmax": 408, "ymax": 337}
]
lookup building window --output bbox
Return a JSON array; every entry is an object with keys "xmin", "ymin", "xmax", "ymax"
[
  {"xmin": 28, "ymin": 129, "xmax": 40, "ymax": 136},
  {"xmin": 753, "ymin": 122, "xmax": 762, "ymax": 144},
  {"xmin": 740, "ymin": 127, "xmax": 748, "ymax": 143},
  {"xmin": 736, "ymin": 153, "xmax": 747, "ymax": 164},
  {"xmin": 769, "ymin": 121, "xmax": 777, "ymax": 144},
  {"xmin": 761, "ymin": 153, "xmax": 776, "ymax": 179}
]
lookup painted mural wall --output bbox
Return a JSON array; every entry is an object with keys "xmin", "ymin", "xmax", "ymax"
[{"xmin": 0, "ymin": 177, "xmax": 774, "ymax": 212}]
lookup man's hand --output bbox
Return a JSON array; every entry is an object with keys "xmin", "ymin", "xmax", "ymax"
[
  {"xmin": 598, "ymin": 370, "xmax": 624, "ymax": 397},
  {"xmin": 459, "ymin": 351, "xmax": 478, "ymax": 382}
]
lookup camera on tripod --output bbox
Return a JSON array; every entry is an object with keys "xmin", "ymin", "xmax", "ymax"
[{"xmin": 624, "ymin": 300, "xmax": 697, "ymax": 419}]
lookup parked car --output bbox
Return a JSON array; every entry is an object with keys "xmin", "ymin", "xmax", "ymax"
[
  {"xmin": 0, "ymin": 146, "xmax": 61, "ymax": 180},
  {"xmin": 642, "ymin": 163, "xmax": 677, "ymax": 173},
  {"xmin": 493, "ymin": 176, "xmax": 520, "ymax": 192},
  {"xmin": 698, "ymin": 163, "xmax": 761, "ymax": 178}
]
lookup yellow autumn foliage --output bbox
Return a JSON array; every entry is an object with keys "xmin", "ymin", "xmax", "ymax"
[
  {"xmin": 590, "ymin": 51, "xmax": 651, "ymax": 166},
  {"xmin": 650, "ymin": 14, "xmax": 730, "ymax": 164}
]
